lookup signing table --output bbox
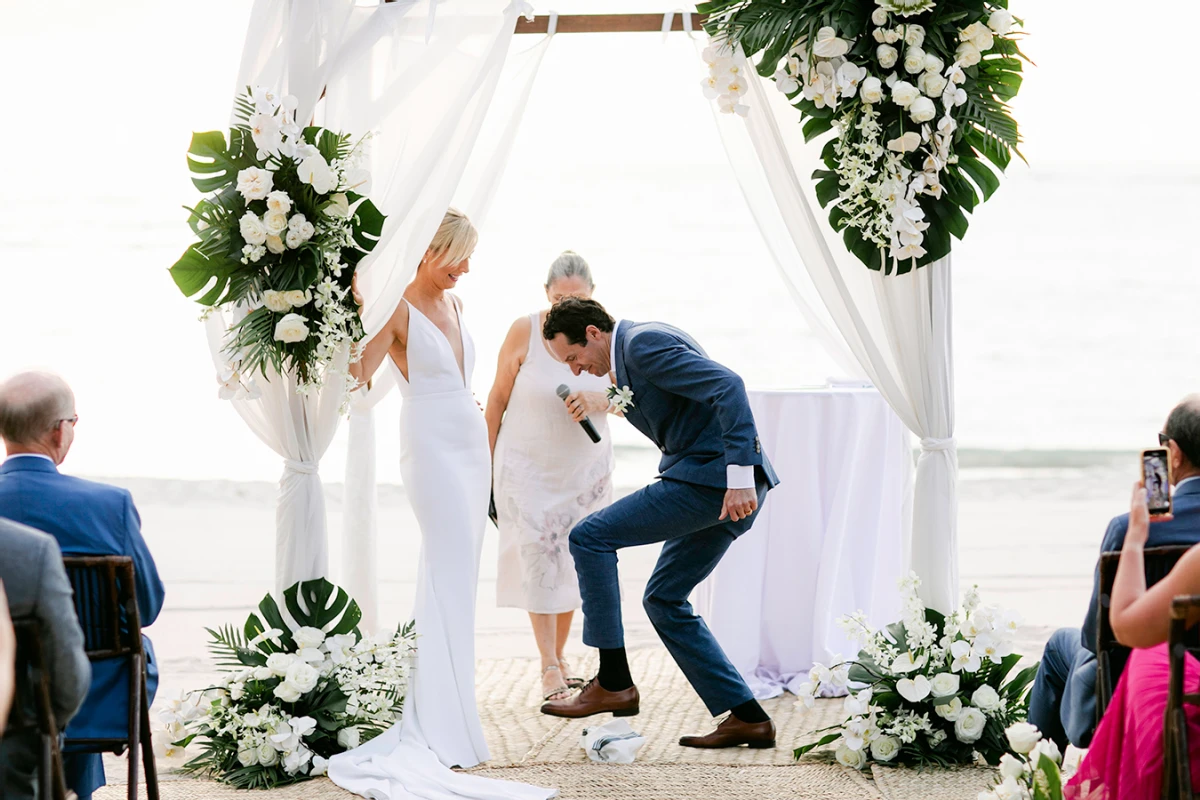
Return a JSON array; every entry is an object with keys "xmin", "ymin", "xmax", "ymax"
[{"xmin": 694, "ymin": 386, "xmax": 913, "ymax": 699}]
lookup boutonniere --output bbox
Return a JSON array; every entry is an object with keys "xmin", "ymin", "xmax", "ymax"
[{"xmin": 606, "ymin": 385, "xmax": 635, "ymax": 413}]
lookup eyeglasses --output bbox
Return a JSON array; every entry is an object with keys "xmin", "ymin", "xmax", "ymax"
[
  {"xmin": 59, "ymin": 415, "xmax": 78, "ymax": 428},
  {"xmin": 1159, "ymin": 432, "xmax": 1171, "ymax": 446}
]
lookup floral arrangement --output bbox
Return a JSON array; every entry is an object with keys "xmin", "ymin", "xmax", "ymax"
[
  {"xmin": 794, "ymin": 574, "xmax": 1038, "ymax": 768},
  {"xmin": 170, "ymin": 86, "xmax": 386, "ymax": 400},
  {"xmin": 161, "ymin": 579, "xmax": 416, "ymax": 789},
  {"xmin": 699, "ymin": 0, "xmax": 1027, "ymax": 274},
  {"xmin": 978, "ymin": 722, "xmax": 1066, "ymax": 800}
]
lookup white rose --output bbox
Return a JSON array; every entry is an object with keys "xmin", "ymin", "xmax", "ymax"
[
  {"xmin": 918, "ymin": 71, "xmax": 948, "ymax": 97},
  {"xmin": 988, "ymin": 10, "xmax": 1015, "ymax": 35},
  {"xmin": 1004, "ymin": 721, "xmax": 1040, "ymax": 754},
  {"xmin": 904, "ymin": 24, "xmax": 925, "ymax": 48},
  {"xmin": 239, "ymin": 212, "xmax": 268, "ymax": 246},
  {"xmin": 294, "ymin": 626, "xmax": 326, "ymax": 649},
  {"xmin": 236, "ymin": 167, "xmax": 274, "ymax": 202},
  {"xmin": 266, "ymin": 235, "xmax": 286, "ymax": 255},
  {"xmin": 265, "ymin": 191, "xmax": 292, "ymax": 213},
  {"xmin": 923, "ymin": 53, "xmax": 944, "ymax": 74},
  {"xmin": 971, "ymin": 685, "xmax": 1001, "ymax": 712},
  {"xmin": 884, "ymin": 28, "xmax": 900, "ymax": 44},
  {"xmin": 859, "ymin": 76, "xmax": 884, "ymax": 104},
  {"xmin": 870, "ymin": 735, "xmax": 901, "ymax": 763},
  {"xmin": 890, "ymin": 80, "xmax": 920, "ymax": 107},
  {"xmin": 955, "ymin": 707, "xmax": 987, "ymax": 743},
  {"xmin": 263, "ymin": 290, "xmax": 292, "ymax": 314},
  {"xmin": 252, "ymin": 666, "xmax": 274, "ymax": 682},
  {"xmin": 237, "ymin": 748, "xmax": 259, "ymax": 767},
  {"xmin": 263, "ymin": 209, "xmax": 289, "ymax": 237},
  {"xmin": 298, "ymin": 154, "xmax": 337, "ymax": 194},
  {"xmin": 273, "ymin": 681, "xmax": 303, "ymax": 703},
  {"xmin": 285, "ymin": 229, "xmax": 304, "ymax": 249},
  {"xmin": 955, "ymin": 41, "xmax": 982, "ymax": 67},
  {"xmin": 903, "ymin": 47, "xmax": 926, "ymax": 74},
  {"xmin": 283, "ymin": 290, "xmax": 312, "ymax": 308},
  {"xmin": 934, "ymin": 696, "xmax": 963, "ymax": 721},
  {"xmin": 257, "ymin": 743, "xmax": 279, "ymax": 766},
  {"xmin": 909, "ymin": 96, "xmax": 937, "ymax": 123},
  {"xmin": 871, "ymin": 8, "xmax": 888, "ymax": 25},
  {"xmin": 285, "ymin": 660, "xmax": 320, "ymax": 694},
  {"xmin": 960, "ymin": 21, "xmax": 994, "ymax": 51},
  {"xmin": 876, "ymin": 44, "xmax": 899, "ymax": 69},
  {"xmin": 298, "ymin": 221, "xmax": 315, "ymax": 241},
  {"xmin": 835, "ymin": 742, "xmax": 868, "ymax": 770},
  {"xmin": 887, "ymin": 131, "xmax": 922, "ymax": 153},
  {"xmin": 274, "ymin": 313, "xmax": 310, "ymax": 344},
  {"xmin": 998, "ymin": 753, "xmax": 1024, "ymax": 780},
  {"xmin": 873, "ymin": 29, "xmax": 887, "ymax": 44},
  {"xmin": 337, "ymin": 727, "xmax": 361, "ymax": 750},
  {"xmin": 287, "ymin": 213, "xmax": 308, "ymax": 231},
  {"xmin": 812, "ymin": 26, "xmax": 850, "ymax": 59},
  {"xmin": 929, "ymin": 672, "xmax": 960, "ymax": 698},
  {"xmin": 1031, "ymin": 738, "xmax": 1062, "ymax": 765}
]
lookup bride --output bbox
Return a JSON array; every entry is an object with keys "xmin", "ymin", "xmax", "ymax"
[{"xmin": 333, "ymin": 209, "xmax": 555, "ymax": 800}]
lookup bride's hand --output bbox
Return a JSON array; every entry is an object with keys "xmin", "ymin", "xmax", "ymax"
[{"xmin": 351, "ymin": 272, "xmax": 364, "ymax": 309}]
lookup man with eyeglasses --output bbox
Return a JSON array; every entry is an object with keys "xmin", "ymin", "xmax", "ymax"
[
  {"xmin": 0, "ymin": 371, "xmax": 164, "ymax": 800},
  {"xmin": 1028, "ymin": 395, "xmax": 1200, "ymax": 753}
]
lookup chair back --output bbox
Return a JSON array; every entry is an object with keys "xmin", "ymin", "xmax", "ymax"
[
  {"xmin": 1163, "ymin": 595, "xmax": 1200, "ymax": 800},
  {"xmin": 61, "ymin": 556, "xmax": 143, "ymax": 660},
  {"xmin": 8, "ymin": 619, "xmax": 57, "ymax": 736},
  {"xmin": 1098, "ymin": 545, "xmax": 1191, "ymax": 664}
]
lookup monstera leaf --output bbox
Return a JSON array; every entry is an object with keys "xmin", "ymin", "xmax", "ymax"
[
  {"xmin": 243, "ymin": 579, "xmax": 363, "ymax": 655},
  {"xmin": 169, "ymin": 244, "xmax": 238, "ymax": 307}
]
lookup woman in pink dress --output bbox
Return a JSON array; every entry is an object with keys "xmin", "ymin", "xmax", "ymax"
[{"xmin": 1066, "ymin": 478, "xmax": 1200, "ymax": 800}]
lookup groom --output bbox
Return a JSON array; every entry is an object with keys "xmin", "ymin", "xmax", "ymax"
[{"xmin": 541, "ymin": 298, "xmax": 779, "ymax": 749}]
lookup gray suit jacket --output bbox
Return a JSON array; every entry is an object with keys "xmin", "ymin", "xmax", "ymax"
[{"xmin": 0, "ymin": 517, "xmax": 91, "ymax": 799}]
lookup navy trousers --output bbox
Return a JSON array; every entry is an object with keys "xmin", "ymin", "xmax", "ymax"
[
  {"xmin": 1027, "ymin": 627, "xmax": 1098, "ymax": 750},
  {"xmin": 569, "ymin": 476, "xmax": 768, "ymax": 716}
]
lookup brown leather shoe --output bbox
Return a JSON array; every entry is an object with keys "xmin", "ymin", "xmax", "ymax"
[
  {"xmin": 679, "ymin": 715, "xmax": 776, "ymax": 749},
  {"xmin": 540, "ymin": 677, "xmax": 639, "ymax": 718}
]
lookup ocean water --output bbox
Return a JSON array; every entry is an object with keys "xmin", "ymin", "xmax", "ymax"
[{"xmin": 0, "ymin": 2, "xmax": 1197, "ymax": 484}]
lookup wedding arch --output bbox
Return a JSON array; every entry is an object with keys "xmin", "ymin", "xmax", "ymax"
[{"xmin": 213, "ymin": 0, "xmax": 961, "ymax": 626}]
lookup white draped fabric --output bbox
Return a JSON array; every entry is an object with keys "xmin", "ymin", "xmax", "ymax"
[
  {"xmin": 334, "ymin": 24, "xmax": 556, "ymax": 625},
  {"xmin": 217, "ymin": 0, "xmax": 531, "ymax": 597},
  {"xmin": 708, "ymin": 54, "xmax": 959, "ymax": 612},
  {"xmin": 695, "ymin": 388, "xmax": 911, "ymax": 697}
]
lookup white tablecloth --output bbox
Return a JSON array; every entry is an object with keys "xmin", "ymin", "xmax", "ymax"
[{"xmin": 694, "ymin": 387, "xmax": 913, "ymax": 699}]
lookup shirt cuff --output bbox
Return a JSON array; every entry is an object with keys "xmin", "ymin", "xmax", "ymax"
[{"xmin": 726, "ymin": 465, "xmax": 755, "ymax": 490}]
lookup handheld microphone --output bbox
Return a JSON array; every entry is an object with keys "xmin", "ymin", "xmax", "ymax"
[{"xmin": 556, "ymin": 384, "xmax": 602, "ymax": 444}]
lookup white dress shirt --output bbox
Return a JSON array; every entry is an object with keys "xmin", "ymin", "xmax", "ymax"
[
  {"xmin": 3, "ymin": 453, "xmax": 54, "ymax": 465},
  {"xmin": 610, "ymin": 320, "xmax": 754, "ymax": 491}
]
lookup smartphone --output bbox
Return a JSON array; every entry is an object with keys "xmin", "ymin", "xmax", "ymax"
[{"xmin": 1141, "ymin": 448, "xmax": 1172, "ymax": 515}]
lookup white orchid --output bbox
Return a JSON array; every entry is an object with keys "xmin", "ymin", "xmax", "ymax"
[
  {"xmin": 844, "ymin": 688, "xmax": 874, "ymax": 717},
  {"xmin": 836, "ymin": 62, "xmax": 868, "ymax": 97},
  {"xmin": 249, "ymin": 112, "xmax": 283, "ymax": 156},
  {"xmin": 950, "ymin": 640, "xmax": 981, "ymax": 673}
]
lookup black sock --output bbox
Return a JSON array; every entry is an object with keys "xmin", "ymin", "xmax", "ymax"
[
  {"xmin": 597, "ymin": 647, "xmax": 633, "ymax": 692},
  {"xmin": 730, "ymin": 699, "xmax": 770, "ymax": 724}
]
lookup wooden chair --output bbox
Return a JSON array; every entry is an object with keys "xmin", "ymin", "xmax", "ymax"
[
  {"xmin": 1163, "ymin": 595, "xmax": 1200, "ymax": 800},
  {"xmin": 61, "ymin": 556, "xmax": 159, "ymax": 800},
  {"xmin": 9, "ymin": 619, "xmax": 69, "ymax": 800},
  {"xmin": 1096, "ymin": 545, "xmax": 1192, "ymax": 719}
]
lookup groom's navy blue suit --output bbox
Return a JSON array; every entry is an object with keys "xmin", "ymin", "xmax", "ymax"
[{"xmin": 569, "ymin": 321, "xmax": 779, "ymax": 716}]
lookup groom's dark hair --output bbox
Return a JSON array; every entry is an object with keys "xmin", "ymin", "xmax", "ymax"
[{"xmin": 543, "ymin": 297, "xmax": 615, "ymax": 346}]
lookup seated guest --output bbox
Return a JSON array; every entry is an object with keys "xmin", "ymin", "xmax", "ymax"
[
  {"xmin": 1029, "ymin": 396, "xmax": 1200, "ymax": 750},
  {"xmin": 1, "ymin": 519, "xmax": 91, "ymax": 800},
  {"xmin": 1066, "ymin": 474, "xmax": 1200, "ymax": 798},
  {"xmin": 0, "ymin": 373, "xmax": 165, "ymax": 800},
  {"xmin": 0, "ymin": 580, "xmax": 13, "ymax": 735}
]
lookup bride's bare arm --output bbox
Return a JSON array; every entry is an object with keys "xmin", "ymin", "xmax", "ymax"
[
  {"xmin": 350, "ymin": 300, "xmax": 409, "ymax": 388},
  {"xmin": 485, "ymin": 316, "xmax": 531, "ymax": 456}
]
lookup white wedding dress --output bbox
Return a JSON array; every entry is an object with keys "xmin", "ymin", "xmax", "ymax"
[{"xmin": 330, "ymin": 297, "xmax": 555, "ymax": 800}]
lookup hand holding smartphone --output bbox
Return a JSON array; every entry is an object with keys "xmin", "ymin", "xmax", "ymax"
[{"xmin": 1141, "ymin": 447, "xmax": 1173, "ymax": 516}]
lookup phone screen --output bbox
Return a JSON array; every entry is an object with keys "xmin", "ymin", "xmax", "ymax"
[{"xmin": 1142, "ymin": 449, "xmax": 1172, "ymax": 514}]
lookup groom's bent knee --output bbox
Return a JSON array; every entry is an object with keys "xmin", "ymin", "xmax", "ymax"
[{"xmin": 569, "ymin": 516, "xmax": 605, "ymax": 556}]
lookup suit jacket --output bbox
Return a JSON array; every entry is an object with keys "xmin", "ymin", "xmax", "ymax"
[
  {"xmin": 614, "ymin": 321, "xmax": 779, "ymax": 490},
  {"xmin": 0, "ymin": 457, "xmax": 164, "ymax": 742},
  {"xmin": 0, "ymin": 517, "xmax": 91, "ymax": 800}
]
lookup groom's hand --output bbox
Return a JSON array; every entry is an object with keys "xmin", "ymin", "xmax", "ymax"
[{"xmin": 719, "ymin": 488, "xmax": 758, "ymax": 522}]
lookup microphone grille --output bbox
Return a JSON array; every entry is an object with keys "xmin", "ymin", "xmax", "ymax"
[{"xmin": 555, "ymin": 384, "xmax": 571, "ymax": 399}]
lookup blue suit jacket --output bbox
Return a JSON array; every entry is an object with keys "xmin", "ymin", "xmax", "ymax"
[
  {"xmin": 614, "ymin": 321, "xmax": 779, "ymax": 490},
  {"xmin": 0, "ymin": 457, "xmax": 164, "ymax": 743}
]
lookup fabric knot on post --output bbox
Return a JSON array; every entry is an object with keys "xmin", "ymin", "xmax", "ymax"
[
  {"xmin": 284, "ymin": 459, "xmax": 319, "ymax": 475},
  {"xmin": 919, "ymin": 437, "xmax": 957, "ymax": 452}
]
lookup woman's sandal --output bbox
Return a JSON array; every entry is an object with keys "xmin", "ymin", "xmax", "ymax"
[
  {"xmin": 558, "ymin": 658, "xmax": 586, "ymax": 689},
  {"xmin": 541, "ymin": 664, "xmax": 572, "ymax": 702}
]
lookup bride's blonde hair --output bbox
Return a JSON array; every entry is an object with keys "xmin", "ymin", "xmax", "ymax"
[{"xmin": 425, "ymin": 207, "xmax": 478, "ymax": 268}]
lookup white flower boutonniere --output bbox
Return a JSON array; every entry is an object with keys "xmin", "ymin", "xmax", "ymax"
[{"xmin": 606, "ymin": 385, "xmax": 635, "ymax": 413}]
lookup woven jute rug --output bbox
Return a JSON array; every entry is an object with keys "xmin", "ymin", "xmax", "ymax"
[{"xmin": 871, "ymin": 763, "xmax": 997, "ymax": 799}]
